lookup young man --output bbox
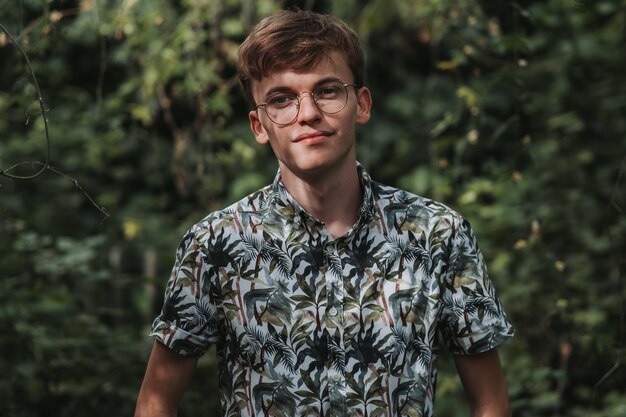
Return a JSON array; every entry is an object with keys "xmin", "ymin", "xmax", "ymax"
[{"xmin": 135, "ymin": 9, "xmax": 514, "ymax": 417}]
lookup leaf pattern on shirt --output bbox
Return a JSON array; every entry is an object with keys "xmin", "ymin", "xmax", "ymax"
[{"xmin": 151, "ymin": 164, "xmax": 513, "ymax": 417}]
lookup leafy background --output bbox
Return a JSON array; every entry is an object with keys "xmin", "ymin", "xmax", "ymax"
[{"xmin": 1, "ymin": 0, "xmax": 624, "ymax": 416}]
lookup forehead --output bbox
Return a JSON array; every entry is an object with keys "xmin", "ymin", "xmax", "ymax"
[{"xmin": 251, "ymin": 51, "xmax": 353, "ymax": 101}]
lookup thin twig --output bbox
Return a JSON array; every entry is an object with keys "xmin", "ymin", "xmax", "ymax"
[
  {"xmin": 0, "ymin": 21, "xmax": 109, "ymax": 219},
  {"xmin": 593, "ymin": 360, "xmax": 621, "ymax": 399},
  {"xmin": 0, "ymin": 22, "xmax": 50, "ymax": 180},
  {"xmin": 44, "ymin": 164, "xmax": 110, "ymax": 219}
]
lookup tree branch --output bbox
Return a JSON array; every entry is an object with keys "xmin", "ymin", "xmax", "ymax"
[{"xmin": 0, "ymin": 22, "xmax": 109, "ymax": 219}]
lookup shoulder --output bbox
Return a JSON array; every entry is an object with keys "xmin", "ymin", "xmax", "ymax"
[{"xmin": 370, "ymin": 181, "xmax": 465, "ymax": 233}]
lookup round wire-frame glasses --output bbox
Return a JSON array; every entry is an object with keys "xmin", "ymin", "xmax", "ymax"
[{"xmin": 255, "ymin": 82, "xmax": 357, "ymax": 126}]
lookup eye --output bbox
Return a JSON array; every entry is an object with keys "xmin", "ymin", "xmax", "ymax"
[
  {"xmin": 266, "ymin": 94, "xmax": 296, "ymax": 109},
  {"xmin": 315, "ymin": 85, "xmax": 342, "ymax": 99}
]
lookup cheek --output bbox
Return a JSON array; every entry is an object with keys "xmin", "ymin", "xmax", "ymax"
[
  {"xmin": 345, "ymin": 109, "xmax": 362, "ymax": 128},
  {"xmin": 264, "ymin": 128, "xmax": 291, "ymax": 154}
]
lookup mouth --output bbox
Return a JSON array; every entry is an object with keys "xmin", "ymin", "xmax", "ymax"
[{"xmin": 293, "ymin": 130, "xmax": 333, "ymax": 144}]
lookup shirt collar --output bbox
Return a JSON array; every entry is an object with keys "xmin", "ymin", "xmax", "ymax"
[{"xmin": 266, "ymin": 162, "xmax": 377, "ymax": 226}]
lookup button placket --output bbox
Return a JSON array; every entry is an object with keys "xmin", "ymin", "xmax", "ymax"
[
  {"xmin": 324, "ymin": 241, "xmax": 344, "ymax": 324},
  {"xmin": 327, "ymin": 368, "xmax": 347, "ymax": 416},
  {"xmin": 324, "ymin": 239, "xmax": 347, "ymax": 416}
]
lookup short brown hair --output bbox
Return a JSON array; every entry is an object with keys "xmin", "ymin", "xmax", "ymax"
[{"xmin": 237, "ymin": 9, "xmax": 365, "ymax": 105}]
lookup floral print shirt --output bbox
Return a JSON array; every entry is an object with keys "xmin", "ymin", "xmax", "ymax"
[{"xmin": 151, "ymin": 164, "xmax": 514, "ymax": 417}]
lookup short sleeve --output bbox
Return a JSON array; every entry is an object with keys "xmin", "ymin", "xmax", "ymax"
[
  {"xmin": 150, "ymin": 229, "xmax": 220, "ymax": 356},
  {"xmin": 440, "ymin": 217, "xmax": 514, "ymax": 355}
]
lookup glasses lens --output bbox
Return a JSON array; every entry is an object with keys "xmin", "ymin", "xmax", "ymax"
[
  {"xmin": 313, "ymin": 83, "xmax": 348, "ymax": 114},
  {"xmin": 265, "ymin": 94, "xmax": 298, "ymax": 125}
]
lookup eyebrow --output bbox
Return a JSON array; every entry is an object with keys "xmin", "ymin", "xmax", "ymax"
[{"xmin": 262, "ymin": 76, "xmax": 345, "ymax": 101}]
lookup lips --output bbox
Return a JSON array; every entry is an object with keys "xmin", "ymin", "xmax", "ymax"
[{"xmin": 293, "ymin": 130, "xmax": 333, "ymax": 143}]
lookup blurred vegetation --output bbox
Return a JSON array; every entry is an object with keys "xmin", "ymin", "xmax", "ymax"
[{"xmin": 1, "ymin": 0, "xmax": 624, "ymax": 416}]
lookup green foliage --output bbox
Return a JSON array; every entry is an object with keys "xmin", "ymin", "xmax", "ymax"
[{"xmin": 1, "ymin": 0, "xmax": 625, "ymax": 416}]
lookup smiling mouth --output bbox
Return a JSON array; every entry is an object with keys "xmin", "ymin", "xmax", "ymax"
[{"xmin": 293, "ymin": 131, "xmax": 333, "ymax": 143}]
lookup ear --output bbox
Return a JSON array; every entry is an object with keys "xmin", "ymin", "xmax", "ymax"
[
  {"xmin": 249, "ymin": 110, "xmax": 270, "ymax": 144},
  {"xmin": 355, "ymin": 87, "xmax": 372, "ymax": 125}
]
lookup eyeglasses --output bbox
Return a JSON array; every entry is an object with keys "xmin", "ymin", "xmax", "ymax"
[{"xmin": 255, "ymin": 82, "xmax": 357, "ymax": 126}]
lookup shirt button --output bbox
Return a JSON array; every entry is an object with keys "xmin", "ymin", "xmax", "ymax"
[
  {"xmin": 331, "ymin": 373, "xmax": 341, "ymax": 382},
  {"xmin": 328, "ymin": 307, "xmax": 338, "ymax": 317}
]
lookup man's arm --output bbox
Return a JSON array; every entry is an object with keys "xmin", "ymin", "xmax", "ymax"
[
  {"xmin": 134, "ymin": 341, "xmax": 199, "ymax": 417},
  {"xmin": 454, "ymin": 348, "xmax": 511, "ymax": 417}
]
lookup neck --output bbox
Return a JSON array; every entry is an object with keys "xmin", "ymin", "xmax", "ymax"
[{"xmin": 280, "ymin": 162, "xmax": 361, "ymax": 239}]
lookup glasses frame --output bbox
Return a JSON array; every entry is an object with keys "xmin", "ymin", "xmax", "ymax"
[{"xmin": 254, "ymin": 82, "xmax": 358, "ymax": 126}]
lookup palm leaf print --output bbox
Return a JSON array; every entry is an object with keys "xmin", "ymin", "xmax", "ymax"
[{"xmin": 150, "ymin": 166, "xmax": 513, "ymax": 417}]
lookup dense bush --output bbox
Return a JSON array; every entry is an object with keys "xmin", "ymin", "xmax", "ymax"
[{"xmin": 1, "ymin": 0, "xmax": 624, "ymax": 415}]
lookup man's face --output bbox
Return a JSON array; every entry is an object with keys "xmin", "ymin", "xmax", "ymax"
[{"xmin": 248, "ymin": 51, "xmax": 371, "ymax": 180}]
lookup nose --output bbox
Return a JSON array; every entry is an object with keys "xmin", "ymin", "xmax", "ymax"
[{"xmin": 296, "ymin": 92, "xmax": 322, "ymax": 124}]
